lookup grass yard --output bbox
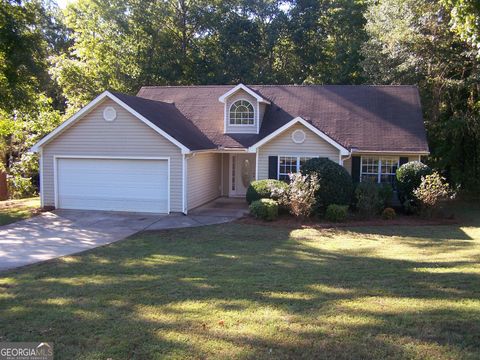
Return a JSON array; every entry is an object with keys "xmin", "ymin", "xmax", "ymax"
[
  {"xmin": 0, "ymin": 197, "xmax": 40, "ymax": 226},
  {"xmin": 1, "ymin": 203, "xmax": 480, "ymax": 359}
]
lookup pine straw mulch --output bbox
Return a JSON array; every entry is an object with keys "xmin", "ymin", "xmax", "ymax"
[{"xmin": 236, "ymin": 212, "xmax": 457, "ymax": 229}]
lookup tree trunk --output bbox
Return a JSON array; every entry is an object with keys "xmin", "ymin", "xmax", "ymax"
[{"xmin": 0, "ymin": 171, "xmax": 8, "ymax": 200}]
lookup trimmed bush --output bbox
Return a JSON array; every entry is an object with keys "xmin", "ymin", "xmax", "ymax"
[
  {"xmin": 246, "ymin": 179, "xmax": 288, "ymax": 204},
  {"xmin": 396, "ymin": 161, "xmax": 432, "ymax": 204},
  {"xmin": 354, "ymin": 182, "xmax": 383, "ymax": 217},
  {"xmin": 378, "ymin": 183, "xmax": 393, "ymax": 207},
  {"xmin": 249, "ymin": 199, "xmax": 279, "ymax": 221},
  {"xmin": 325, "ymin": 204, "xmax": 349, "ymax": 222},
  {"xmin": 301, "ymin": 158, "xmax": 353, "ymax": 209},
  {"xmin": 403, "ymin": 199, "xmax": 418, "ymax": 215},
  {"xmin": 382, "ymin": 207, "xmax": 396, "ymax": 220}
]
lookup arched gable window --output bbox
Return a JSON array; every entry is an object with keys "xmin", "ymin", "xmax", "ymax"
[{"xmin": 229, "ymin": 100, "xmax": 255, "ymax": 125}]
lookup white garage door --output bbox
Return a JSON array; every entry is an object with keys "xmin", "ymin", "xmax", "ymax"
[{"xmin": 56, "ymin": 158, "xmax": 169, "ymax": 213}]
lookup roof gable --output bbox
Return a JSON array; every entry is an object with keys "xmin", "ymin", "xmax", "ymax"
[
  {"xmin": 218, "ymin": 84, "xmax": 270, "ymax": 104},
  {"xmin": 248, "ymin": 117, "xmax": 349, "ymax": 155}
]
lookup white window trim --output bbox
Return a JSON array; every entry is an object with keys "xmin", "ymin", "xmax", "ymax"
[
  {"xmin": 228, "ymin": 98, "xmax": 256, "ymax": 126},
  {"xmin": 277, "ymin": 155, "xmax": 317, "ymax": 180},
  {"xmin": 53, "ymin": 155, "xmax": 171, "ymax": 214},
  {"xmin": 360, "ymin": 156, "xmax": 399, "ymax": 184}
]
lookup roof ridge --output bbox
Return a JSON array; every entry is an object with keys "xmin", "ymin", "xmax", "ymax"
[{"xmin": 139, "ymin": 84, "xmax": 418, "ymax": 89}]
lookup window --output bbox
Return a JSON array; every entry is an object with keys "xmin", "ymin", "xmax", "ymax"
[
  {"xmin": 230, "ymin": 100, "xmax": 254, "ymax": 125},
  {"xmin": 361, "ymin": 157, "xmax": 399, "ymax": 186},
  {"xmin": 278, "ymin": 156, "xmax": 313, "ymax": 181}
]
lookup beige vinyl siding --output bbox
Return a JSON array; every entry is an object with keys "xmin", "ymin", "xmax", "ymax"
[
  {"xmin": 257, "ymin": 123, "xmax": 340, "ymax": 180},
  {"xmin": 343, "ymin": 157, "xmax": 352, "ymax": 174},
  {"xmin": 225, "ymin": 90, "xmax": 258, "ymax": 134},
  {"xmin": 41, "ymin": 98, "xmax": 184, "ymax": 212},
  {"xmin": 187, "ymin": 152, "xmax": 221, "ymax": 210}
]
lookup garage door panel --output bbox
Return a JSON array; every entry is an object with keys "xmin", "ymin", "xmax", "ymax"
[{"xmin": 57, "ymin": 158, "xmax": 169, "ymax": 213}]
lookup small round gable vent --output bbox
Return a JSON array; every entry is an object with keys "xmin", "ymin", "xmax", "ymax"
[
  {"xmin": 291, "ymin": 129, "xmax": 306, "ymax": 144},
  {"xmin": 103, "ymin": 106, "xmax": 117, "ymax": 122}
]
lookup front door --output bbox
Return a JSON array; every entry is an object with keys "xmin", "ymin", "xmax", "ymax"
[{"xmin": 229, "ymin": 154, "xmax": 255, "ymax": 197}]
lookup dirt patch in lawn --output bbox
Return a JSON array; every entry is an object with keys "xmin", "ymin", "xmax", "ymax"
[{"xmin": 237, "ymin": 213, "xmax": 457, "ymax": 229}]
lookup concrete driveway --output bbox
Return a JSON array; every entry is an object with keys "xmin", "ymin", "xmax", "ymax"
[{"xmin": 0, "ymin": 198, "xmax": 248, "ymax": 271}]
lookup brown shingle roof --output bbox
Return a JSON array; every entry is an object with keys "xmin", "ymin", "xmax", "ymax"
[
  {"xmin": 111, "ymin": 92, "xmax": 215, "ymax": 150},
  {"xmin": 133, "ymin": 85, "xmax": 428, "ymax": 153}
]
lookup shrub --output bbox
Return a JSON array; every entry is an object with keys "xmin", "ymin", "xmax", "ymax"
[
  {"xmin": 382, "ymin": 207, "xmax": 396, "ymax": 220},
  {"xmin": 284, "ymin": 173, "xmax": 319, "ymax": 218},
  {"xmin": 378, "ymin": 183, "xmax": 393, "ymax": 207},
  {"xmin": 246, "ymin": 179, "xmax": 288, "ymax": 204},
  {"xmin": 403, "ymin": 199, "xmax": 418, "ymax": 215},
  {"xmin": 413, "ymin": 172, "xmax": 454, "ymax": 217},
  {"xmin": 325, "ymin": 204, "xmax": 349, "ymax": 222},
  {"xmin": 354, "ymin": 182, "xmax": 383, "ymax": 217},
  {"xmin": 301, "ymin": 158, "xmax": 353, "ymax": 209},
  {"xmin": 249, "ymin": 199, "xmax": 279, "ymax": 221},
  {"xmin": 396, "ymin": 161, "xmax": 432, "ymax": 204}
]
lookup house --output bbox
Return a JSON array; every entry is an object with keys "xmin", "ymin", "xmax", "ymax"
[{"xmin": 31, "ymin": 84, "xmax": 429, "ymax": 214}]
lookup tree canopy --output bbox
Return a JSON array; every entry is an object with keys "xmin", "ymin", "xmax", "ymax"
[{"xmin": 1, "ymin": 0, "xmax": 479, "ymax": 196}]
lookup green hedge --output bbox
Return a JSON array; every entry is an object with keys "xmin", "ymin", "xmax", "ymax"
[
  {"xmin": 396, "ymin": 161, "xmax": 432, "ymax": 204},
  {"xmin": 249, "ymin": 199, "xmax": 279, "ymax": 221},
  {"xmin": 325, "ymin": 204, "xmax": 349, "ymax": 222},
  {"xmin": 245, "ymin": 179, "xmax": 288, "ymax": 204},
  {"xmin": 301, "ymin": 158, "xmax": 353, "ymax": 208},
  {"xmin": 354, "ymin": 182, "xmax": 393, "ymax": 216}
]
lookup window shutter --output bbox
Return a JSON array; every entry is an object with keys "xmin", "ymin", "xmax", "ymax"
[
  {"xmin": 399, "ymin": 157, "xmax": 409, "ymax": 166},
  {"xmin": 352, "ymin": 156, "xmax": 361, "ymax": 183},
  {"xmin": 268, "ymin": 156, "xmax": 278, "ymax": 179}
]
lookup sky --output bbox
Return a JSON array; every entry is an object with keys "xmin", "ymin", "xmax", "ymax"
[{"xmin": 55, "ymin": 0, "xmax": 71, "ymax": 9}]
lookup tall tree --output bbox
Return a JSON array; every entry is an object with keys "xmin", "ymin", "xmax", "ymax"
[
  {"xmin": 0, "ymin": 0, "xmax": 64, "ymax": 195},
  {"xmin": 441, "ymin": 0, "xmax": 480, "ymax": 57},
  {"xmin": 361, "ymin": 0, "xmax": 480, "ymax": 192},
  {"xmin": 279, "ymin": 0, "xmax": 367, "ymax": 84}
]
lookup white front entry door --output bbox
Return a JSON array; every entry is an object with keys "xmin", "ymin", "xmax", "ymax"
[
  {"xmin": 56, "ymin": 157, "xmax": 169, "ymax": 213},
  {"xmin": 229, "ymin": 154, "xmax": 255, "ymax": 197}
]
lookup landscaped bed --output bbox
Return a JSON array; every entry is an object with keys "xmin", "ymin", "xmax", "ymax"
[
  {"xmin": 1, "ymin": 202, "xmax": 479, "ymax": 359},
  {"xmin": 238, "ymin": 211, "xmax": 457, "ymax": 228}
]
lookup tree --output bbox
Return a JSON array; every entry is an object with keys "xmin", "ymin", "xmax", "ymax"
[
  {"xmin": 441, "ymin": 0, "xmax": 480, "ymax": 57},
  {"xmin": 0, "ymin": 0, "xmax": 66, "ymax": 196},
  {"xmin": 0, "ymin": 0, "xmax": 48, "ymax": 111},
  {"xmin": 361, "ymin": 0, "xmax": 480, "ymax": 193}
]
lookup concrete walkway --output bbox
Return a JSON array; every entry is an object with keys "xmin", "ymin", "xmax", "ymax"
[{"xmin": 0, "ymin": 197, "xmax": 248, "ymax": 271}]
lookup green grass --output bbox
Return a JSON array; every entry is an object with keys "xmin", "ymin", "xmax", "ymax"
[
  {"xmin": 1, "ymin": 203, "xmax": 480, "ymax": 359},
  {"xmin": 0, "ymin": 197, "xmax": 40, "ymax": 226}
]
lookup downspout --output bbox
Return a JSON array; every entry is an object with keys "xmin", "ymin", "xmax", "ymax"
[
  {"xmin": 340, "ymin": 149, "xmax": 353, "ymax": 166},
  {"xmin": 342, "ymin": 149, "xmax": 353, "ymax": 163}
]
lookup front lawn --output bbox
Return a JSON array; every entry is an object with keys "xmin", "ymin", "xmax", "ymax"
[
  {"xmin": 0, "ymin": 197, "xmax": 40, "ymax": 226},
  {"xmin": 1, "ymin": 205, "xmax": 479, "ymax": 359}
]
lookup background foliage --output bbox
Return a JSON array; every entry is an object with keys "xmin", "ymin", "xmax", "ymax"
[{"xmin": 1, "ymin": 0, "xmax": 479, "ymax": 197}]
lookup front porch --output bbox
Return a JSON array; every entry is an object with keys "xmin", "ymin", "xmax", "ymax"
[
  {"xmin": 220, "ymin": 152, "xmax": 256, "ymax": 198},
  {"xmin": 189, "ymin": 197, "xmax": 249, "ymax": 217}
]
